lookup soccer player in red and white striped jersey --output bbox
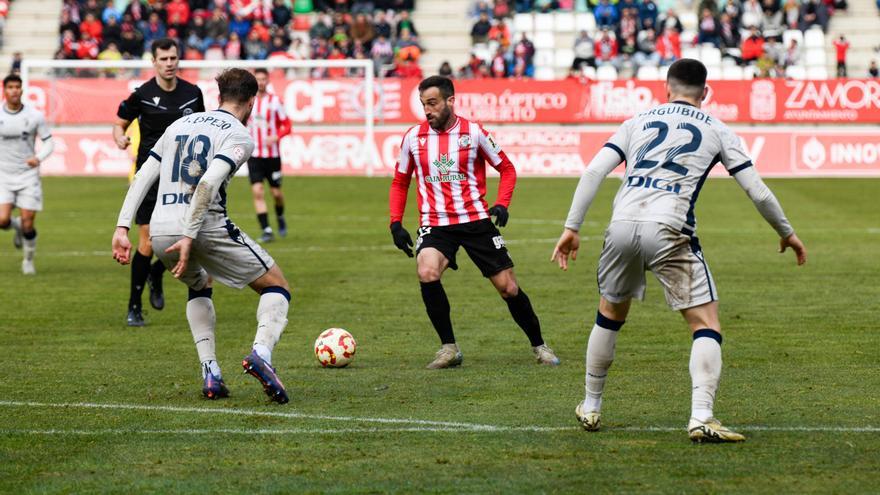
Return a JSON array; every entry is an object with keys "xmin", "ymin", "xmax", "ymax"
[
  {"xmin": 247, "ymin": 68, "xmax": 292, "ymax": 243},
  {"xmin": 388, "ymin": 76, "xmax": 559, "ymax": 369}
]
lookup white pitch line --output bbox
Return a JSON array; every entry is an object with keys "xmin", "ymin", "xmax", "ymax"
[{"xmin": 0, "ymin": 401, "xmax": 877, "ymax": 434}]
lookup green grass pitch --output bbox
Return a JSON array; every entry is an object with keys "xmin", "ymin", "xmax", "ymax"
[{"xmin": 1, "ymin": 176, "xmax": 878, "ymax": 493}]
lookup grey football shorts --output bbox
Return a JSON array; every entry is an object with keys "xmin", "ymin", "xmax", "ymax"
[
  {"xmin": 151, "ymin": 222, "xmax": 275, "ymax": 290},
  {"xmin": 597, "ymin": 221, "xmax": 717, "ymax": 310}
]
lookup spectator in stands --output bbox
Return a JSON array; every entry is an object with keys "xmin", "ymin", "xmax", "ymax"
[
  {"xmin": 494, "ymin": 0, "xmax": 512, "ymax": 18},
  {"xmin": 99, "ymin": 41, "xmax": 124, "ymax": 75},
  {"xmin": 225, "ymin": 31, "xmax": 243, "ymax": 59},
  {"xmin": 471, "ymin": 0, "xmax": 494, "ymax": 19},
  {"xmin": 740, "ymin": 26, "xmax": 764, "ymax": 65},
  {"xmin": 639, "ymin": 0, "xmax": 659, "ymax": 29},
  {"xmin": 635, "ymin": 27, "xmax": 661, "ymax": 67},
  {"xmin": 124, "ymin": 0, "xmax": 148, "ymax": 24},
  {"xmin": 394, "ymin": 53, "xmax": 423, "ymax": 78},
  {"xmin": 100, "ymin": 14, "xmax": 121, "ymax": 48},
  {"xmin": 82, "ymin": 0, "xmax": 102, "ymax": 19},
  {"xmin": 513, "ymin": 33, "xmax": 536, "ymax": 76},
  {"xmin": 618, "ymin": 8, "xmax": 638, "ymax": 42},
  {"xmin": 658, "ymin": 9, "xmax": 683, "ymax": 33},
  {"xmin": 783, "ymin": 38, "xmax": 802, "ymax": 67},
  {"xmin": 310, "ymin": 13, "xmax": 333, "ymax": 40},
  {"xmin": 869, "ymin": 60, "xmax": 878, "ymax": 78},
  {"xmin": 187, "ymin": 14, "xmax": 210, "ymax": 53},
  {"xmin": 142, "ymin": 12, "xmax": 167, "ymax": 50},
  {"xmin": 10, "ymin": 52, "xmax": 22, "ymax": 75},
  {"xmin": 595, "ymin": 28, "xmax": 618, "ymax": 65},
  {"xmin": 370, "ymin": 34, "xmax": 394, "ymax": 72},
  {"xmin": 205, "ymin": 8, "xmax": 229, "ymax": 47},
  {"xmin": 783, "ymin": 0, "xmax": 800, "ymax": 28},
  {"xmin": 60, "ymin": 11, "xmax": 79, "ymax": 38},
  {"xmin": 373, "ymin": 10, "xmax": 393, "ymax": 39},
  {"xmin": 834, "ymin": 35, "xmax": 849, "ymax": 77},
  {"xmin": 722, "ymin": 0, "xmax": 742, "ymax": 25},
  {"xmin": 594, "ymin": 0, "xmax": 620, "ymax": 29},
  {"xmin": 78, "ymin": 31, "xmax": 100, "ymax": 60},
  {"xmin": 81, "ymin": 13, "xmax": 105, "ymax": 45},
  {"xmin": 350, "ymin": 13, "xmax": 376, "ymax": 47},
  {"xmin": 697, "ymin": 8, "xmax": 719, "ymax": 46},
  {"xmin": 798, "ymin": 0, "xmax": 828, "ymax": 32},
  {"xmin": 62, "ymin": 0, "xmax": 81, "ymax": 24},
  {"xmin": 272, "ymin": 0, "xmax": 293, "ymax": 28},
  {"xmin": 762, "ymin": 0, "xmax": 784, "ymax": 42},
  {"xmin": 251, "ymin": 19, "xmax": 271, "ymax": 43},
  {"xmin": 439, "ymin": 61, "xmax": 454, "ymax": 77},
  {"xmin": 491, "ymin": 47, "xmax": 508, "ymax": 77},
  {"xmin": 166, "ymin": 0, "xmax": 191, "ymax": 33},
  {"xmin": 655, "ymin": 25, "xmax": 680, "ymax": 65},
  {"xmin": 395, "ymin": 28, "xmax": 422, "ymax": 61},
  {"xmin": 471, "ymin": 12, "xmax": 492, "ymax": 44},
  {"xmin": 615, "ymin": 35, "xmax": 638, "ymax": 77},
  {"xmin": 573, "ymin": 30, "xmax": 597, "ymax": 70},
  {"xmin": 740, "ymin": 0, "xmax": 763, "ymax": 28},
  {"xmin": 488, "ymin": 18, "xmax": 512, "ymax": 50},
  {"xmin": 717, "ymin": 13, "xmax": 742, "ymax": 63},
  {"xmin": 396, "ymin": 10, "xmax": 418, "ymax": 38},
  {"xmin": 515, "ymin": 0, "xmax": 533, "ymax": 13},
  {"xmin": 119, "ymin": 24, "xmax": 144, "ymax": 59}
]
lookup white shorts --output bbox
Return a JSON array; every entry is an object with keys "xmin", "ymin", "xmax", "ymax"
[
  {"xmin": 597, "ymin": 221, "xmax": 717, "ymax": 310},
  {"xmin": 0, "ymin": 179, "xmax": 43, "ymax": 211},
  {"xmin": 151, "ymin": 222, "xmax": 275, "ymax": 290}
]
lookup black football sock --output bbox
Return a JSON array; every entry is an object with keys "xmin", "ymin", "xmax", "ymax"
[
  {"xmin": 275, "ymin": 205, "xmax": 286, "ymax": 230},
  {"xmin": 257, "ymin": 213, "xmax": 269, "ymax": 230},
  {"xmin": 504, "ymin": 288, "xmax": 544, "ymax": 347},
  {"xmin": 129, "ymin": 251, "xmax": 151, "ymax": 310},
  {"xmin": 420, "ymin": 281, "xmax": 455, "ymax": 344},
  {"xmin": 150, "ymin": 259, "xmax": 165, "ymax": 286}
]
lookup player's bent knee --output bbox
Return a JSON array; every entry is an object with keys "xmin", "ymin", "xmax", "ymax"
[
  {"xmin": 417, "ymin": 266, "xmax": 442, "ymax": 283},
  {"xmin": 250, "ymin": 265, "xmax": 290, "ymax": 293}
]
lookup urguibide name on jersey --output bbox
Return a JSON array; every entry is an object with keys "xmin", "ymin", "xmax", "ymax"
[
  {"xmin": 642, "ymin": 105, "xmax": 713, "ymax": 125},
  {"xmin": 183, "ymin": 114, "xmax": 232, "ymax": 130}
]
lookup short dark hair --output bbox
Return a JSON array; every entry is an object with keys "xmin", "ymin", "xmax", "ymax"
[
  {"xmin": 667, "ymin": 58, "xmax": 707, "ymax": 91},
  {"xmin": 151, "ymin": 38, "xmax": 179, "ymax": 57},
  {"xmin": 418, "ymin": 75, "xmax": 455, "ymax": 99},
  {"xmin": 3, "ymin": 74, "xmax": 22, "ymax": 87},
  {"xmin": 216, "ymin": 68, "xmax": 258, "ymax": 104},
  {"xmin": 254, "ymin": 68, "xmax": 269, "ymax": 76}
]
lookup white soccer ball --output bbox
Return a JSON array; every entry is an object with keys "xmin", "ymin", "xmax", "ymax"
[{"xmin": 314, "ymin": 328, "xmax": 357, "ymax": 368}]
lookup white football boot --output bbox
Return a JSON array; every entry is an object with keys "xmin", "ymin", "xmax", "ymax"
[
  {"xmin": 575, "ymin": 402, "xmax": 601, "ymax": 431},
  {"xmin": 687, "ymin": 417, "xmax": 746, "ymax": 443},
  {"xmin": 426, "ymin": 343, "xmax": 463, "ymax": 369}
]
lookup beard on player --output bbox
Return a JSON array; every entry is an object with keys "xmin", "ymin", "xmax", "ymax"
[{"xmin": 425, "ymin": 101, "xmax": 453, "ymax": 131}]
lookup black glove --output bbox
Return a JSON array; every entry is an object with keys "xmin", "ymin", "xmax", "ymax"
[
  {"xmin": 390, "ymin": 221, "xmax": 414, "ymax": 257},
  {"xmin": 488, "ymin": 204, "xmax": 509, "ymax": 227}
]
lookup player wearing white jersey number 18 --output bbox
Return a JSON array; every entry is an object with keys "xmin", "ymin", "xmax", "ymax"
[
  {"xmin": 112, "ymin": 69, "xmax": 294, "ymax": 405},
  {"xmin": 551, "ymin": 59, "xmax": 807, "ymax": 442},
  {"xmin": 0, "ymin": 74, "xmax": 54, "ymax": 275}
]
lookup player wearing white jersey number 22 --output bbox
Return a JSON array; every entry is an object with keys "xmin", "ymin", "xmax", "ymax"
[
  {"xmin": 0, "ymin": 74, "xmax": 54, "ymax": 275},
  {"xmin": 112, "ymin": 69, "xmax": 294, "ymax": 405},
  {"xmin": 552, "ymin": 59, "xmax": 807, "ymax": 442}
]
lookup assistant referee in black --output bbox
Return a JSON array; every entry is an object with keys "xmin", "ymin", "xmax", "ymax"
[{"xmin": 112, "ymin": 38, "xmax": 205, "ymax": 327}]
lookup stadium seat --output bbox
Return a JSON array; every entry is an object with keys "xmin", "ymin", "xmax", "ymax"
[
  {"xmin": 534, "ymin": 31, "xmax": 555, "ymax": 49},
  {"xmin": 681, "ymin": 30, "xmax": 698, "ymax": 48},
  {"xmin": 700, "ymin": 46, "xmax": 722, "ymax": 66},
  {"xmin": 514, "ymin": 13, "xmax": 534, "ymax": 33},
  {"xmin": 535, "ymin": 66, "xmax": 556, "ymax": 80},
  {"xmin": 472, "ymin": 43, "xmax": 492, "ymax": 62},
  {"xmin": 721, "ymin": 65, "xmax": 745, "ymax": 80},
  {"xmin": 805, "ymin": 48, "xmax": 826, "ymax": 67},
  {"xmin": 582, "ymin": 66, "xmax": 597, "ymax": 79},
  {"xmin": 596, "ymin": 64, "xmax": 618, "ymax": 80},
  {"xmin": 807, "ymin": 66, "xmax": 829, "ymax": 79},
  {"xmin": 682, "ymin": 47, "xmax": 701, "ymax": 60},
  {"xmin": 555, "ymin": 48, "xmax": 575, "ymax": 67},
  {"xmin": 721, "ymin": 56, "xmax": 738, "ymax": 67},
  {"xmin": 555, "ymin": 12, "xmax": 576, "ymax": 32},
  {"xmin": 534, "ymin": 49, "xmax": 555, "ymax": 67},
  {"xmin": 535, "ymin": 13, "xmax": 555, "ymax": 31},
  {"xmin": 574, "ymin": 12, "xmax": 596, "ymax": 33},
  {"xmin": 636, "ymin": 65, "xmax": 661, "ymax": 80},
  {"xmin": 658, "ymin": 65, "xmax": 669, "ymax": 79},
  {"xmin": 679, "ymin": 12, "xmax": 698, "ymax": 31},
  {"xmin": 706, "ymin": 65, "xmax": 722, "ymax": 80},
  {"xmin": 782, "ymin": 29, "xmax": 804, "ymax": 49},
  {"xmin": 785, "ymin": 64, "xmax": 807, "ymax": 79},
  {"xmin": 804, "ymin": 28, "xmax": 825, "ymax": 49}
]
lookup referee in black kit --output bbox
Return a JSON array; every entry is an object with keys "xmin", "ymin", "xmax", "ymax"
[{"xmin": 112, "ymin": 38, "xmax": 205, "ymax": 327}]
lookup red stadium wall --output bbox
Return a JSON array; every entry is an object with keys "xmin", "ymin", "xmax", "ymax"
[{"xmin": 27, "ymin": 77, "xmax": 880, "ymax": 177}]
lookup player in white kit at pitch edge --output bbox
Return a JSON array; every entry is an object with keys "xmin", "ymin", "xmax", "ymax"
[
  {"xmin": 552, "ymin": 59, "xmax": 807, "ymax": 442},
  {"xmin": 112, "ymin": 69, "xmax": 293, "ymax": 404},
  {"xmin": 0, "ymin": 74, "xmax": 55, "ymax": 275}
]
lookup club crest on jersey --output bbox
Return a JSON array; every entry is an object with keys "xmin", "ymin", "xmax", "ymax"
[
  {"xmin": 183, "ymin": 108, "xmax": 193, "ymax": 116},
  {"xmin": 428, "ymin": 154, "xmax": 466, "ymax": 183},
  {"xmin": 458, "ymin": 135, "xmax": 471, "ymax": 149}
]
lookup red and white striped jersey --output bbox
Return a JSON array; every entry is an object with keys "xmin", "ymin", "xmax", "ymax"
[
  {"xmin": 247, "ymin": 92, "xmax": 291, "ymax": 158},
  {"xmin": 389, "ymin": 116, "xmax": 517, "ymax": 227}
]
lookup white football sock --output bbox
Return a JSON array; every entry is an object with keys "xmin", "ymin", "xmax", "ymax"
[
  {"xmin": 584, "ymin": 322, "xmax": 620, "ymax": 412},
  {"xmin": 690, "ymin": 331, "xmax": 723, "ymax": 422},
  {"xmin": 187, "ymin": 296, "xmax": 218, "ymax": 377},
  {"xmin": 9, "ymin": 216, "xmax": 21, "ymax": 232},
  {"xmin": 201, "ymin": 360, "xmax": 222, "ymax": 379},
  {"xmin": 253, "ymin": 290, "xmax": 290, "ymax": 365},
  {"xmin": 23, "ymin": 236, "xmax": 36, "ymax": 262}
]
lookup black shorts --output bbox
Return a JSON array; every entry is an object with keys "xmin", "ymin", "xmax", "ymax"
[
  {"xmin": 415, "ymin": 219, "xmax": 514, "ymax": 277},
  {"xmin": 248, "ymin": 157, "xmax": 283, "ymax": 187},
  {"xmin": 135, "ymin": 179, "xmax": 159, "ymax": 225}
]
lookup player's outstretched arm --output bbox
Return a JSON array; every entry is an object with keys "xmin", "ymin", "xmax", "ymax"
[
  {"xmin": 551, "ymin": 228, "xmax": 580, "ymax": 271},
  {"xmin": 780, "ymin": 233, "xmax": 807, "ymax": 266},
  {"xmin": 731, "ymin": 166, "xmax": 806, "ymax": 265}
]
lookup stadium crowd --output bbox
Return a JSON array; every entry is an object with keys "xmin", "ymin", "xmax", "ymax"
[
  {"xmin": 463, "ymin": 0, "xmax": 852, "ymax": 79},
  {"xmin": 55, "ymin": 0, "xmax": 421, "ymax": 77}
]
